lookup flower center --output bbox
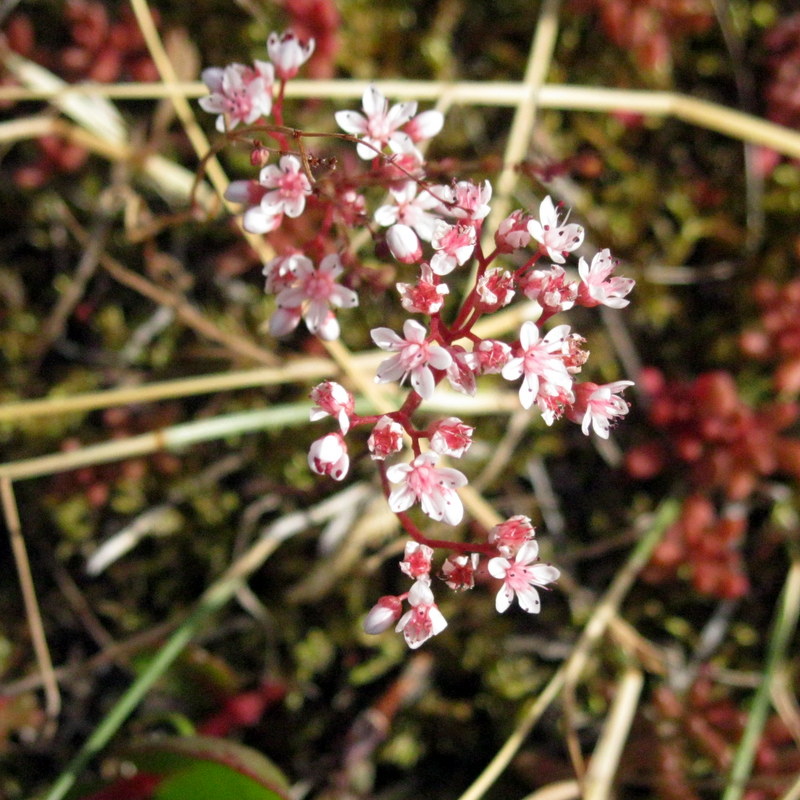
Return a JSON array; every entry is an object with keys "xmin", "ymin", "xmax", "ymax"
[
  {"xmin": 278, "ymin": 171, "xmax": 306, "ymax": 197},
  {"xmin": 228, "ymin": 90, "xmax": 252, "ymax": 120},
  {"xmin": 304, "ymin": 272, "xmax": 334, "ymax": 301}
]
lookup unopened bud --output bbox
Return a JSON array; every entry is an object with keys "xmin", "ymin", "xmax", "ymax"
[
  {"xmin": 386, "ymin": 224, "xmax": 422, "ymax": 264},
  {"xmin": 363, "ymin": 596, "xmax": 403, "ymax": 634}
]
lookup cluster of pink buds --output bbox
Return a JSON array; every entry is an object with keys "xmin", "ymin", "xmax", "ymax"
[{"xmin": 200, "ymin": 31, "xmax": 636, "ymax": 648}]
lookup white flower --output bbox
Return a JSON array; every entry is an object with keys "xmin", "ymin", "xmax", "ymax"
[
  {"xmin": 577, "ymin": 249, "xmax": 635, "ymax": 309},
  {"xmin": 374, "ymin": 181, "xmax": 442, "ymax": 242},
  {"xmin": 430, "ymin": 221, "xmax": 476, "ymax": 276},
  {"xmin": 199, "ymin": 62, "xmax": 273, "ymax": 132},
  {"xmin": 399, "ymin": 542, "xmax": 434, "ymax": 581},
  {"xmin": 487, "ymin": 540, "xmax": 560, "ymax": 613},
  {"xmin": 267, "ymin": 31, "xmax": 315, "ymax": 80},
  {"xmin": 309, "ymin": 381, "xmax": 355, "ymax": 433},
  {"xmin": 568, "ymin": 380, "xmax": 635, "ymax": 438},
  {"xmin": 274, "ymin": 253, "xmax": 358, "ymax": 341},
  {"xmin": 430, "ymin": 417, "xmax": 474, "ymax": 458},
  {"xmin": 438, "ymin": 180, "xmax": 492, "ymax": 221},
  {"xmin": 367, "ymin": 416, "xmax": 405, "ymax": 460},
  {"xmin": 441, "ymin": 553, "xmax": 479, "ymax": 592},
  {"xmin": 502, "ymin": 322, "xmax": 575, "ymax": 411},
  {"xmin": 335, "ymin": 85, "xmax": 418, "ymax": 160},
  {"xmin": 397, "ymin": 264, "xmax": 450, "ymax": 315},
  {"xmin": 386, "ymin": 452, "xmax": 467, "ymax": 525},
  {"xmin": 527, "ymin": 196, "xmax": 584, "ymax": 264},
  {"xmin": 395, "ymin": 579, "xmax": 448, "ymax": 649},
  {"xmin": 371, "ymin": 320, "xmax": 452, "ymax": 400},
  {"xmin": 257, "ymin": 155, "xmax": 312, "ymax": 219}
]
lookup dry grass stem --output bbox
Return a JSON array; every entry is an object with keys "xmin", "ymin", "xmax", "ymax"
[
  {"xmin": 582, "ymin": 665, "xmax": 645, "ymax": 800},
  {"xmin": 482, "ymin": 0, "xmax": 561, "ymax": 242},
  {"xmin": 521, "ymin": 781, "xmax": 581, "ymax": 800},
  {"xmin": 4, "ymin": 78, "xmax": 800, "ymax": 156},
  {"xmin": 1, "ymin": 478, "xmax": 60, "ymax": 723}
]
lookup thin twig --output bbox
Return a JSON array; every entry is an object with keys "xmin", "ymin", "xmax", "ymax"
[
  {"xmin": 582, "ymin": 664, "xmax": 644, "ymax": 800},
  {"xmin": 61, "ymin": 208, "xmax": 278, "ymax": 366},
  {"xmin": 711, "ymin": 0, "xmax": 764, "ymax": 253},
  {"xmin": 1, "ymin": 478, "xmax": 61, "ymax": 724},
  {"xmin": 31, "ymin": 194, "xmax": 118, "ymax": 366},
  {"xmin": 0, "ymin": 619, "xmax": 177, "ymax": 697}
]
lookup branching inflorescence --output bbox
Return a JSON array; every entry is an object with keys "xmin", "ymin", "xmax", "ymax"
[{"xmin": 200, "ymin": 31, "xmax": 635, "ymax": 649}]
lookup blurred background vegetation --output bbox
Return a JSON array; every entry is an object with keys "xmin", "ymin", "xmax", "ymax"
[{"xmin": 1, "ymin": 1, "xmax": 800, "ymax": 798}]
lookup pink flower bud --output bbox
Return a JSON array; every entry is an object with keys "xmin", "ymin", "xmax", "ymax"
[
  {"xmin": 399, "ymin": 542, "xmax": 434, "ymax": 580},
  {"xmin": 363, "ymin": 595, "xmax": 403, "ymax": 634},
  {"xmin": 489, "ymin": 515, "xmax": 535, "ymax": 557},
  {"xmin": 224, "ymin": 179, "xmax": 267, "ymax": 206},
  {"xmin": 308, "ymin": 432, "xmax": 349, "ymax": 481},
  {"xmin": 495, "ymin": 209, "xmax": 532, "ymax": 252},
  {"xmin": 441, "ymin": 553, "xmax": 479, "ymax": 591},
  {"xmin": 386, "ymin": 223, "xmax": 423, "ymax": 264},
  {"xmin": 367, "ymin": 416, "xmax": 404, "ymax": 460},
  {"xmin": 309, "ymin": 381, "xmax": 355, "ymax": 433},
  {"xmin": 430, "ymin": 417, "xmax": 474, "ymax": 458}
]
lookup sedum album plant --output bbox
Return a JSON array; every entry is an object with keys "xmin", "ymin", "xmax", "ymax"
[{"xmin": 199, "ymin": 30, "xmax": 635, "ymax": 649}]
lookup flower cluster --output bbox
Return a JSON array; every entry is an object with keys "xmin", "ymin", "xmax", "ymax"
[{"xmin": 200, "ymin": 36, "xmax": 636, "ymax": 648}]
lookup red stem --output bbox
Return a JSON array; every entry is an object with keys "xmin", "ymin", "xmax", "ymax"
[{"xmin": 377, "ymin": 464, "xmax": 498, "ymax": 558}]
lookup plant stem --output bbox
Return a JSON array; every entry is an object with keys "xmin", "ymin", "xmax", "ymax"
[
  {"xmin": 0, "ymin": 404, "xmax": 311, "ymax": 481},
  {"xmin": 721, "ymin": 556, "xmax": 800, "ymax": 800}
]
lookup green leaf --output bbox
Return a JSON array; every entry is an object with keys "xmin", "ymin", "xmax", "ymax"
[
  {"xmin": 125, "ymin": 736, "xmax": 291, "ymax": 800},
  {"xmin": 154, "ymin": 761, "xmax": 285, "ymax": 800}
]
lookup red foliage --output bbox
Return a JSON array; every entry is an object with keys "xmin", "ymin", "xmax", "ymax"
[
  {"xmin": 626, "ymin": 368, "xmax": 800, "ymax": 501},
  {"xmin": 650, "ymin": 678, "xmax": 800, "ymax": 799},
  {"xmin": 645, "ymin": 494, "xmax": 749, "ymax": 599},
  {"xmin": 6, "ymin": 1, "xmax": 162, "ymax": 187},
  {"xmin": 78, "ymin": 773, "xmax": 161, "ymax": 800},
  {"xmin": 198, "ymin": 681, "xmax": 287, "ymax": 737},
  {"xmin": 762, "ymin": 14, "xmax": 800, "ymax": 131},
  {"xmin": 569, "ymin": 0, "xmax": 713, "ymax": 74},
  {"xmin": 741, "ymin": 278, "xmax": 800, "ymax": 394}
]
